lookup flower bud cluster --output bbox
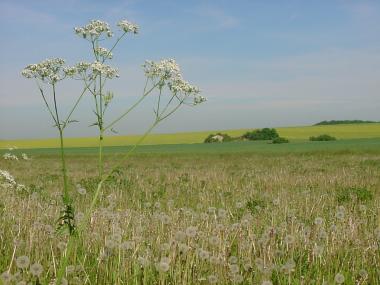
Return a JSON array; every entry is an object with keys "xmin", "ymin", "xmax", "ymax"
[{"xmin": 75, "ymin": 20, "xmax": 113, "ymax": 39}]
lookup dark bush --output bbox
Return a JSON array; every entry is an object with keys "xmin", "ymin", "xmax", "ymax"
[
  {"xmin": 309, "ymin": 134, "xmax": 336, "ymax": 141},
  {"xmin": 272, "ymin": 137, "xmax": 289, "ymax": 144},
  {"xmin": 242, "ymin": 128, "xmax": 279, "ymax": 141},
  {"xmin": 204, "ymin": 133, "xmax": 233, "ymax": 143}
]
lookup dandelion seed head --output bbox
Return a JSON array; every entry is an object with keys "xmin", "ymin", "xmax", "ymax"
[
  {"xmin": 208, "ymin": 275, "xmax": 218, "ymax": 284},
  {"xmin": 185, "ymin": 226, "xmax": 197, "ymax": 238},
  {"xmin": 155, "ymin": 261, "xmax": 170, "ymax": 272},
  {"xmin": 334, "ymin": 273, "xmax": 345, "ymax": 284},
  {"xmin": 284, "ymin": 234, "xmax": 295, "ymax": 244},
  {"xmin": 229, "ymin": 263, "xmax": 240, "ymax": 274},
  {"xmin": 30, "ymin": 263, "xmax": 43, "ymax": 276},
  {"xmin": 16, "ymin": 256, "xmax": 30, "ymax": 269},
  {"xmin": 228, "ymin": 256, "xmax": 238, "ymax": 264},
  {"xmin": 314, "ymin": 217, "xmax": 324, "ymax": 225},
  {"xmin": 1, "ymin": 272, "xmax": 12, "ymax": 283},
  {"xmin": 359, "ymin": 269, "xmax": 368, "ymax": 278}
]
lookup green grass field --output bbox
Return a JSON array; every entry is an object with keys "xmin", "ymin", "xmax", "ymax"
[
  {"xmin": 1, "ymin": 123, "xmax": 380, "ymax": 284},
  {"xmin": 1, "ymin": 123, "xmax": 379, "ymax": 150},
  {"xmin": 2, "ymin": 138, "xmax": 380, "ymax": 156}
]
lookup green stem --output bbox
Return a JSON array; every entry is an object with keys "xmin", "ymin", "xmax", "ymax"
[
  {"xmin": 51, "ymin": 84, "xmax": 70, "ymax": 204},
  {"xmin": 58, "ymin": 129, "xmax": 70, "ymax": 204},
  {"xmin": 99, "ymin": 128, "xmax": 104, "ymax": 179},
  {"xmin": 98, "ymin": 74, "xmax": 104, "ymax": 179},
  {"xmin": 104, "ymin": 80, "xmax": 158, "ymax": 131}
]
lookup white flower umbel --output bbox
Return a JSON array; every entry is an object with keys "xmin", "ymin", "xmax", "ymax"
[
  {"xmin": 0, "ymin": 169, "xmax": 17, "ymax": 188},
  {"xmin": 3, "ymin": 153, "xmax": 18, "ymax": 160},
  {"xmin": 22, "ymin": 58, "xmax": 67, "ymax": 85},
  {"xmin": 75, "ymin": 20, "xmax": 113, "ymax": 40},
  {"xmin": 117, "ymin": 20, "xmax": 139, "ymax": 34}
]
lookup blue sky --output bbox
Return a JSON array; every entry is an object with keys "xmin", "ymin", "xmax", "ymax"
[{"xmin": 1, "ymin": 0, "xmax": 379, "ymax": 139}]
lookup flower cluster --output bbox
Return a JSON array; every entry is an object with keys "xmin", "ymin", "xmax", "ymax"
[
  {"xmin": 21, "ymin": 58, "xmax": 67, "ymax": 84},
  {"xmin": 117, "ymin": 20, "xmax": 139, "ymax": 34},
  {"xmin": 90, "ymin": 61, "xmax": 119, "ymax": 79},
  {"xmin": 67, "ymin": 61, "xmax": 119, "ymax": 80},
  {"xmin": 74, "ymin": 20, "xmax": 113, "ymax": 39},
  {"xmin": 3, "ymin": 153, "xmax": 18, "ymax": 160},
  {"xmin": 142, "ymin": 59, "xmax": 205, "ymax": 105},
  {"xmin": 94, "ymin": 46, "xmax": 113, "ymax": 60},
  {"xmin": 143, "ymin": 59, "xmax": 181, "ymax": 81},
  {"xmin": 0, "ymin": 169, "xmax": 17, "ymax": 188}
]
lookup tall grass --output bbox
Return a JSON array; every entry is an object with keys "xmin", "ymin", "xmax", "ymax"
[{"xmin": 1, "ymin": 151, "xmax": 379, "ymax": 284}]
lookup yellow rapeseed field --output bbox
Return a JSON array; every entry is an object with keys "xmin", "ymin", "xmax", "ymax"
[{"xmin": 1, "ymin": 123, "xmax": 379, "ymax": 149}]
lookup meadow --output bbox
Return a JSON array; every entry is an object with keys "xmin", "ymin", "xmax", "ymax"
[
  {"xmin": 1, "ymin": 134, "xmax": 380, "ymax": 284},
  {"xmin": 1, "ymin": 123, "xmax": 380, "ymax": 149}
]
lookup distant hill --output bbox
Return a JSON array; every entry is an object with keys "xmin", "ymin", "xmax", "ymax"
[{"xmin": 314, "ymin": 120, "xmax": 378, "ymax": 126}]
